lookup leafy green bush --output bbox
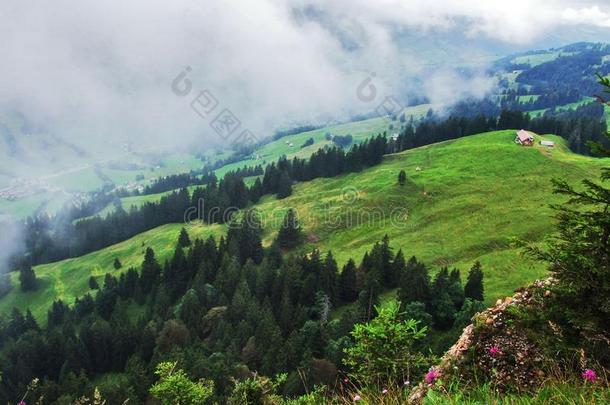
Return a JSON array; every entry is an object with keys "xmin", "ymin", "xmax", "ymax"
[
  {"xmin": 149, "ymin": 362, "xmax": 214, "ymax": 405},
  {"xmin": 343, "ymin": 300, "xmax": 430, "ymax": 387}
]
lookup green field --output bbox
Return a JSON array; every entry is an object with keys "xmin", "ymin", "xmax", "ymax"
[
  {"xmin": 527, "ymin": 97, "xmax": 595, "ymax": 116},
  {"xmin": 243, "ymin": 130, "xmax": 608, "ymax": 305},
  {"xmin": 4, "ymin": 130, "xmax": 607, "ymax": 323},
  {"xmin": 96, "ymin": 112, "xmax": 430, "ymax": 215},
  {"xmin": 214, "ymin": 105, "xmax": 432, "ymax": 179},
  {"xmin": 511, "ymin": 51, "xmax": 575, "ymax": 67},
  {"xmin": 214, "ymin": 115, "xmax": 397, "ymax": 178},
  {"xmin": 0, "ymin": 223, "xmax": 225, "ymax": 321}
]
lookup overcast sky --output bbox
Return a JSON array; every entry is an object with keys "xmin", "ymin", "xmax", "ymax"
[{"xmin": 1, "ymin": 0, "xmax": 610, "ymax": 154}]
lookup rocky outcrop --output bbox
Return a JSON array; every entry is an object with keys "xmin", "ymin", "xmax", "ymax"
[{"xmin": 408, "ymin": 278, "xmax": 555, "ymax": 403}]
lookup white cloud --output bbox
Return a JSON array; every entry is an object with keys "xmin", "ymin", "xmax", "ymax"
[
  {"xmin": 562, "ymin": 6, "xmax": 610, "ymax": 27},
  {"xmin": 0, "ymin": 0, "xmax": 608, "ymax": 162}
]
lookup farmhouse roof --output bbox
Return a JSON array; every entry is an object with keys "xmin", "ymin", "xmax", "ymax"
[{"xmin": 516, "ymin": 129, "xmax": 534, "ymax": 142}]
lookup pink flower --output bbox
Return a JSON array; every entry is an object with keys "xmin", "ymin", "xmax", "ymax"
[
  {"xmin": 489, "ymin": 346, "xmax": 501, "ymax": 356},
  {"xmin": 582, "ymin": 369, "xmax": 597, "ymax": 383},
  {"xmin": 353, "ymin": 394, "xmax": 361, "ymax": 401},
  {"xmin": 425, "ymin": 369, "xmax": 440, "ymax": 384},
  {"xmin": 18, "ymin": 402, "xmax": 26, "ymax": 405},
  {"xmin": 343, "ymin": 378, "xmax": 349, "ymax": 384},
  {"xmin": 403, "ymin": 380, "xmax": 410, "ymax": 386},
  {"xmin": 382, "ymin": 388, "xmax": 388, "ymax": 394}
]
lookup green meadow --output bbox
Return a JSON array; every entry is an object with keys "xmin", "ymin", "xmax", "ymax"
[
  {"xmin": 3, "ymin": 130, "xmax": 608, "ymax": 322},
  {"xmin": 246, "ymin": 130, "xmax": 608, "ymax": 305},
  {"xmin": 0, "ymin": 223, "xmax": 224, "ymax": 322}
]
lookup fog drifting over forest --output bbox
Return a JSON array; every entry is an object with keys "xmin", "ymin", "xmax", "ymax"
[{"xmin": 1, "ymin": 0, "xmax": 610, "ymax": 156}]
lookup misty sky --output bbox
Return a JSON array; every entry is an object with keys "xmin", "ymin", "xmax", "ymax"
[{"xmin": 1, "ymin": 0, "xmax": 610, "ymax": 154}]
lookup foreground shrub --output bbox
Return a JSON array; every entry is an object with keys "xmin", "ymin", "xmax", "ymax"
[{"xmin": 343, "ymin": 300, "xmax": 429, "ymax": 388}]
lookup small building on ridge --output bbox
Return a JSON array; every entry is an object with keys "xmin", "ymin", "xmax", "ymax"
[{"xmin": 515, "ymin": 129, "xmax": 534, "ymax": 146}]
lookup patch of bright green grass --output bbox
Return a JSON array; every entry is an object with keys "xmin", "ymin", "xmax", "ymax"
[
  {"xmin": 0, "ymin": 222, "xmax": 225, "ymax": 323},
  {"xmin": 528, "ymin": 97, "xmax": 594, "ymax": 117},
  {"xmin": 511, "ymin": 51, "xmax": 576, "ymax": 67},
  {"xmin": 422, "ymin": 381, "xmax": 610, "ymax": 404},
  {"xmin": 248, "ymin": 131, "xmax": 608, "ymax": 306},
  {"xmin": 5, "ymin": 130, "xmax": 608, "ymax": 322}
]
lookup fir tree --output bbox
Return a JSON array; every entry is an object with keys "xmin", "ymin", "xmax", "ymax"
[
  {"xmin": 392, "ymin": 249, "xmax": 407, "ymax": 284},
  {"xmin": 339, "ymin": 259, "xmax": 359, "ymax": 303},
  {"xmin": 113, "ymin": 258, "xmax": 123, "ymax": 270},
  {"xmin": 178, "ymin": 227, "xmax": 192, "ymax": 247},
  {"xmin": 19, "ymin": 265, "xmax": 38, "ymax": 291},
  {"xmin": 321, "ymin": 251, "xmax": 339, "ymax": 301},
  {"xmin": 397, "ymin": 256, "xmax": 430, "ymax": 307},
  {"xmin": 276, "ymin": 208, "xmax": 302, "ymax": 249},
  {"xmin": 89, "ymin": 276, "xmax": 99, "ymax": 290},
  {"xmin": 464, "ymin": 261, "xmax": 484, "ymax": 301},
  {"xmin": 140, "ymin": 247, "xmax": 161, "ymax": 294},
  {"xmin": 398, "ymin": 170, "xmax": 407, "ymax": 186},
  {"xmin": 276, "ymin": 172, "xmax": 293, "ymax": 199}
]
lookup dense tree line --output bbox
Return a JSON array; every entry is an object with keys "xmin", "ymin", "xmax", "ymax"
[
  {"xmin": 516, "ymin": 47, "xmax": 610, "ymax": 97},
  {"xmin": 393, "ymin": 105, "xmax": 608, "ymax": 156},
  {"xmin": 14, "ymin": 135, "xmax": 388, "ymax": 266},
  {"xmin": 11, "ymin": 106, "xmax": 608, "ymax": 269},
  {"xmin": 0, "ymin": 221, "xmax": 485, "ymax": 403},
  {"xmin": 273, "ymin": 125, "xmax": 321, "ymax": 141},
  {"xmin": 229, "ymin": 165, "xmax": 264, "ymax": 178}
]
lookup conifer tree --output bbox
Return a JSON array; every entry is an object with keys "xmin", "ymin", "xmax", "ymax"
[
  {"xmin": 276, "ymin": 172, "xmax": 293, "ymax": 199},
  {"xmin": 276, "ymin": 208, "xmax": 302, "ymax": 249},
  {"xmin": 178, "ymin": 227, "xmax": 192, "ymax": 247},
  {"xmin": 447, "ymin": 268, "xmax": 465, "ymax": 309},
  {"xmin": 397, "ymin": 256, "xmax": 431, "ymax": 306},
  {"xmin": 339, "ymin": 259, "xmax": 359, "ymax": 303},
  {"xmin": 392, "ymin": 249, "xmax": 407, "ymax": 283},
  {"xmin": 379, "ymin": 235, "xmax": 396, "ymax": 288},
  {"xmin": 321, "ymin": 251, "xmax": 339, "ymax": 301},
  {"xmin": 19, "ymin": 265, "xmax": 38, "ymax": 291},
  {"xmin": 464, "ymin": 261, "xmax": 484, "ymax": 301},
  {"xmin": 140, "ymin": 247, "xmax": 161, "ymax": 294},
  {"xmin": 237, "ymin": 209, "xmax": 264, "ymax": 265},
  {"xmin": 89, "ymin": 276, "xmax": 99, "ymax": 290},
  {"xmin": 398, "ymin": 170, "xmax": 407, "ymax": 186},
  {"xmin": 114, "ymin": 257, "xmax": 123, "ymax": 270}
]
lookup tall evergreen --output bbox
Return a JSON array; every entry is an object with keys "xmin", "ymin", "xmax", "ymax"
[
  {"xmin": 338, "ymin": 259, "xmax": 359, "ymax": 303},
  {"xmin": 398, "ymin": 170, "xmax": 407, "ymax": 185},
  {"xmin": 276, "ymin": 208, "xmax": 302, "ymax": 249},
  {"xmin": 113, "ymin": 258, "xmax": 123, "ymax": 270},
  {"xmin": 397, "ymin": 256, "xmax": 430, "ymax": 306},
  {"xmin": 178, "ymin": 227, "xmax": 192, "ymax": 248},
  {"xmin": 447, "ymin": 268, "xmax": 465, "ymax": 309},
  {"xmin": 276, "ymin": 172, "xmax": 293, "ymax": 199},
  {"xmin": 464, "ymin": 261, "xmax": 484, "ymax": 301},
  {"xmin": 236, "ymin": 209, "xmax": 264, "ymax": 265},
  {"xmin": 379, "ymin": 235, "xmax": 396, "ymax": 287},
  {"xmin": 89, "ymin": 276, "xmax": 99, "ymax": 290},
  {"xmin": 19, "ymin": 265, "xmax": 38, "ymax": 291},
  {"xmin": 392, "ymin": 249, "xmax": 407, "ymax": 283},
  {"xmin": 321, "ymin": 251, "xmax": 339, "ymax": 302},
  {"xmin": 140, "ymin": 247, "xmax": 161, "ymax": 294}
]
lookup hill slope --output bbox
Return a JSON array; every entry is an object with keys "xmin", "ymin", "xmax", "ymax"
[
  {"xmin": 2, "ymin": 130, "xmax": 608, "ymax": 321},
  {"xmin": 249, "ymin": 131, "xmax": 607, "ymax": 301}
]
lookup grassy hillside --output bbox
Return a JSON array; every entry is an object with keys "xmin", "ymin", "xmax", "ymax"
[
  {"xmin": 249, "ymin": 130, "xmax": 608, "ymax": 303},
  {"xmin": 96, "ymin": 110, "xmax": 428, "ymax": 215},
  {"xmin": 3, "ymin": 130, "xmax": 608, "ymax": 322},
  {"xmin": 0, "ymin": 223, "xmax": 224, "ymax": 321}
]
